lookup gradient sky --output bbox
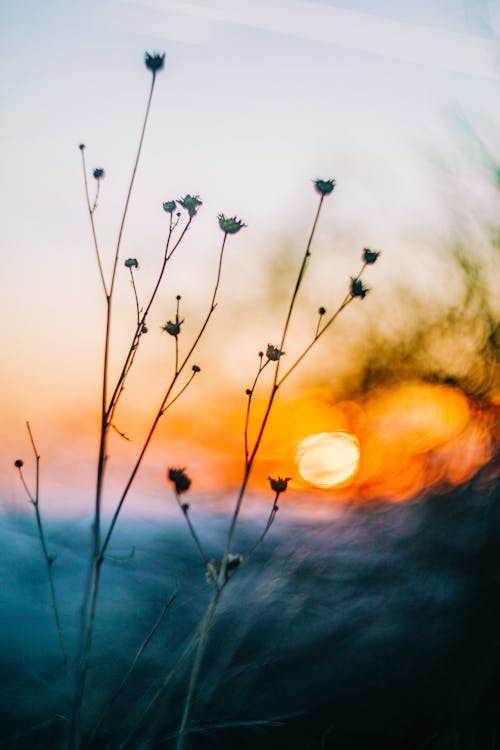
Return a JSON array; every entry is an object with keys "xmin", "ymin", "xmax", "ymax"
[{"xmin": 1, "ymin": 0, "xmax": 499, "ymax": 516}]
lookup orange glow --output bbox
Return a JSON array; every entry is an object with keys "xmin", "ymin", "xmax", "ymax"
[
  {"xmin": 205, "ymin": 383, "xmax": 494, "ymax": 502},
  {"xmin": 296, "ymin": 432, "xmax": 361, "ymax": 488}
]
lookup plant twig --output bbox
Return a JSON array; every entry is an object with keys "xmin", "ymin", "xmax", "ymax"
[
  {"xmin": 83, "ymin": 592, "xmax": 176, "ymax": 750},
  {"xmin": 174, "ymin": 491, "xmax": 208, "ymax": 567},
  {"xmin": 70, "ymin": 68, "xmax": 160, "ymax": 750},
  {"xmin": 0, "ymin": 715, "xmax": 68, "ymax": 748},
  {"xmin": 128, "ymin": 267, "xmax": 140, "ymax": 325},
  {"xmin": 100, "ymin": 232, "xmax": 228, "ymax": 561},
  {"xmin": 17, "ymin": 422, "xmax": 68, "ymax": 669},
  {"xmin": 175, "ymin": 193, "xmax": 328, "ymax": 750},
  {"xmin": 246, "ymin": 491, "xmax": 280, "ymax": 557},
  {"xmin": 80, "ymin": 146, "xmax": 108, "ymax": 298}
]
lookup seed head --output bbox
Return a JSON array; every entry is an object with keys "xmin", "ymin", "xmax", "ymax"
[
  {"xmin": 218, "ymin": 214, "xmax": 246, "ymax": 234},
  {"xmin": 318, "ymin": 306, "xmax": 326, "ymax": 316},
  {"xmin": 14, "ymin": 459, "xmax": 24, "ymax": 468},
  {"xmin": 178, "ymin": 195, "xmax": 202, "ymax": 217},
  {"xmin": 350, "ymin": 277, "xmax": 369, "ymax": 299},
  {"xmin": 124, "ymin": 258, "xmax": 139, "ymax": 269},
  {"xmin": 266, "ymin": 344, "xmax": 284, "ymax": 362},
  {"xmin": 363, "ymin": 247, "xmax": 381, "ymax": 265},
  {"xmin": 163, "ymin": 200, "xmax": 177, "ymax": 213},
  {"xmin": 168, "ymin": 467, "xmax": 191, "ymax": 494},
  {"xmin": 145, "ymin": 52, "xmax": 165, "ymax": 73},
  {"xmin": 268, "ymin": 476, "xmax": 291, "ymax": 493},
  {"xmin": 161, "ymin": 318, "xmax": 184, "ymax": 336},
  {"xmin": 314, "ymin": 178, "xmax": 336, "ymax": 196},
  {"xmin": 192, "ymin": 364, "xmax": 201, "ymax": 373},
  {"xmin": 93, "ymin": 168, "xmax": 105, "ymax": 180}
]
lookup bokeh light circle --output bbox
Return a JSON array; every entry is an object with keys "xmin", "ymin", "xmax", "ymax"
[{"xmin": 296, "ymin": 431, "xmax": 361, "ymax": 488}]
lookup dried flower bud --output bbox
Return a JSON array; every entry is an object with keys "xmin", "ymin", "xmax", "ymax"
[
  {"xmin": 168, "ymin": 467, "xmax": 191, "ymax": 493},
  {"xmin": 245, "ymin": 388, "xmax": 252, "ymax": 396},
  {"xmin": 161, "ymin": 318, "xmax": 184, "ymax": 336},
  {"xmin": 176, "ymin": 294, "xmax": 181, "ymax": 301},
  {"xmin": 163, "ymin": 200, "xmax": 177, "ymax": 213},
  {"xmin": 218, "ymin": 214, "xmax": 246, "ymax": 234},
  {"xmin": 266, "ymin": 344, "xmax": 284, "ymax": 361},
  {"xmin": 350, "ymin": 277, "xmax": 369, "ymax": 299},
  {"xmin": 318, "ymin": 306, "xmax": 326, "ymax": 315},
  {"xmin": 93, "ymin": 168, "xmax": 105, "ymax": 180},
  {"xmin": 178, "ymin": 194, "xmax": 202, "ymax": 217},
  {"xmin": 192, "ymin": 365, "xmax": 201, "ymax": 372},
  {"xmin": 14, "ymin": 459, "xmax": 24, "ymax": 468},
  {"xmin": 124, "ymin": 258, "xmax": 139, "ymax": 269},
  {"xmin": 268, "ymin": 476, "xmax": 291, "ymax": 493},
  {"xmin": 145, "ymin": 52, "xmax": 165, "ymax": 73},
  {"xmin": 181, "ymin": 502, "xmax": 190, "ymax": 514},
  {"xmin": 226, "ymin": 553, "xmax": 244, "ymax": 571},
  {"xmin": 141, "ymin": 324, "xmax": 148, "ymax": 334},
  {"xmin": 363, "ymin": 247, "xmax": 381, "ymax": 265},
  {"xmin": 78, "ymin": 143, "xmax": 85, "ymax": 151},
  {"xmin": 314, "ymin": 178, "xmax": 336, "ymax": 196}
]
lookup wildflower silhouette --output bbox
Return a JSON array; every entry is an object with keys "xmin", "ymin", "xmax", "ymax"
[
  {"xmin": 218, "ymin": 214, "xmax": 247, "ymax": 234},
  {"xmin": 363, "ymin": 247, "xmax": 381, "ymax": 264},
  {"xmin": 145, "ymin": 52, "xmax": 165, "ymax": 73},
  {"xmin": 314, "ymin": 178, "xmax": 336, "ymax": 195},
  {"xmin": 266, "ymin": 344, "xmax": 285, "ymax": 361},
  {"xmin": 13, "ymin": 48, "xmax": 383, "ymax": 750},
  {"xmin": 268, "ymin": 476, "xmax": 291, "ymax": 493},
  {"xmin": 168, "ymin": 467, "xmax": 192, "ymax": 494},
  {"xmin": 351, "ymin": 276, "xmax": 370, "ymax": 298},
  {"xmin": 178, "ymin": 194, "xmax": 203, "ymax": 217}
]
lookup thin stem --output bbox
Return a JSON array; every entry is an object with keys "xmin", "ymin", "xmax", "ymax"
[
  {"xmin": 80, "ymin": 148, "xmax": 108, "ymax": 298},
  {"xmin": 243, "ymin": 357, "xmax": 269, "ymax": 466},
  {"xmin": 118, "ymin": 624, "xmax": 204, "ymax": 750},
  {"xmin": 278, "ymin": 261, "xmax": 367, "ymax": 388},
  {"xmin": 247, "ymin": 491, "xmax": 280, "ymax": 557},
  {"xmin": 157, "ymin": 712, "xmax": 302, "ymax": 745},
  {"xmin": 100, "ymin": 233, "xmax": 228, "ymax": 561},
  {"xmin": 91, "ymin": 179, "xmax": 101, "ymax": 214},
  {"xmin": 106, "ymin": 216, "xmax": 192, "ymax": 421},
  {"xmin": 23, "ymin": 422, "xmax": 68, "ymax": 669},
  {"xmin": 175, "ymin": 196, "xmax": 328, "ymax": 750},
  {"xmin": 110, "ymin": 423, "xmax": 131, "ymax": 441},
  {"xmin": 128, "ymin": 267, "xmax": 140, "ymax": 325},
  {"xmin": 17, "ymin": 466, "xmax": 35, "ymax": 504},
  {"xmin": 108, "ymin": 72, "xmax": 157, "ymax": 300},
  {"xmin": 224, "ymin": 194, "xmax": 325, "ymax": 559},
  {"xmin": 278, "ymin": 295, "xmax": 352, "ymax": 387},
  {"xmin": 83, "ymin": 592, "xmax": 176, "ymax": 750},
  {"xmin": 161, "ymin": 371, "xmax": 197, "ymax": 414},
  {"xmin": 0, "ymin": 716, "xmax": 68, "ymax": 749},
  {"xmin": 277, "ymin": 194, "xmax": 324, "ymax": 373},
  {"xmin": 174, "ymin": 491, "xmax": 208, "ymax": 567},
  {"xmin": 70, "ymin": 71, "xmax": 159, "ymax": 750},
  {"xmin": 175, "ymin": 588, "xmax": 221, "ymax": 750}
]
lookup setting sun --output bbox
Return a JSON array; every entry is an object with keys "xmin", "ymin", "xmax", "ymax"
[{"xmin": 296, "ymin": 431, "xmax": 361, "ymax": 488}]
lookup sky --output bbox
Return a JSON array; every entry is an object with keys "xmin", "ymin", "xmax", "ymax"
[{"xmin": 0, "ymin": 0, "xmax": 499, "ymax": 516}]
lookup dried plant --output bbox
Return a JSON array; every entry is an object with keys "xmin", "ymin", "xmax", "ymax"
[{"xmin": 13, "ymin": 50, "xmax": 380, "ymax": 750}]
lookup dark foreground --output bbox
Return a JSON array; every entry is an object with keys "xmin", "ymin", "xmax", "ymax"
[{"xmin": 1, "ymin": 461, "xmax": 500, "ymax": 749}]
